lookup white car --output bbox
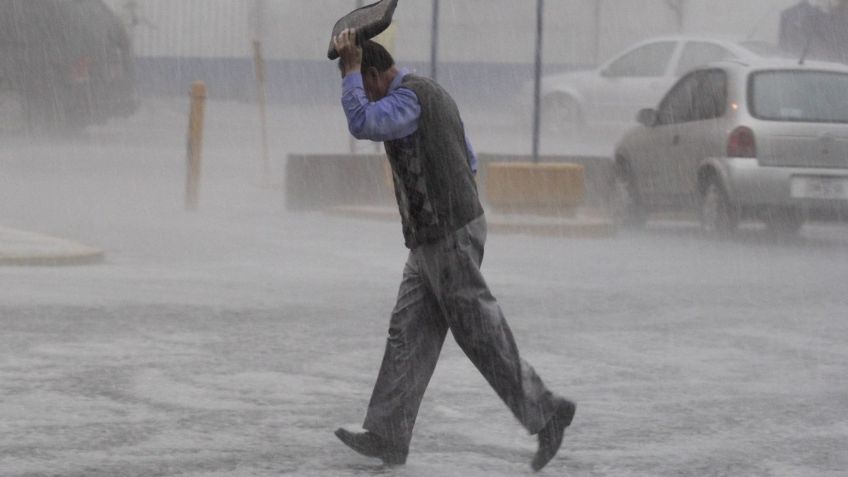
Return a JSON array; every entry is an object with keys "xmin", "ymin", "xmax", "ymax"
[
  {"xmin": 612, "ymin": 58, "xmax": 848, "ymax": 233},
  {"xmin": 531, "ymin": 36, "xmax": 781, "ymax": 134}
]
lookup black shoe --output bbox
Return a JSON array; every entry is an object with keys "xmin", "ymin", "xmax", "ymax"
[
  {"xmin": 334, "ymin": 428, "xmax": 408, "ymax": 465},
  {"xmin": 531, "ymin": 399, "xmax": 576, "ymax": 472}
]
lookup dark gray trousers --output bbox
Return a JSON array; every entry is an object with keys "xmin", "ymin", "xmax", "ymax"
[{"xmin": 363, "ymin": 215, "xmax": 557, "ymax": 450}]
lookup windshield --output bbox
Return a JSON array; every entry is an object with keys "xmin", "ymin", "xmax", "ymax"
[{"xmin": 749, "ymin": 70, "xmax": 848, "ymax": 123}]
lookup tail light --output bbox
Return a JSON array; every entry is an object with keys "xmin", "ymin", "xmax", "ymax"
[
  {"xmin": 727, "ymin": 126, "xmax": 757, "ymax": 158},
  {"xmin": 70, "ymin": 56, "xmax": 93, "ymax": 84}
]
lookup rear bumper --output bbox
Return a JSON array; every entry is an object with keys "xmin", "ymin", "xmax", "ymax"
[{"xmin": 723, "ymin": 158, "xmax": 848, "ymax": 215}]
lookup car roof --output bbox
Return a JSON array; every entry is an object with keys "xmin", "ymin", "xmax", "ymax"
[
  {"xmin": 630, "ymin": 35, "xmax": 759, "ymax": 48},
  {"xmin": 636, "ymin": 34, "xmax": 745, "ymax": 43},
  {"xmin": 621, "ymin": 35, "xmax": 782, "ymax": 61},
  {"xmin": 706, "ymin": 57, "xmax": 848, "ymax": 73}
]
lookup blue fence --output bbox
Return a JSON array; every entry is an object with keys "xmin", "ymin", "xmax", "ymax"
[{"xmin": 134, "ymin": 58, "xmax": 581, "ymax": 110}]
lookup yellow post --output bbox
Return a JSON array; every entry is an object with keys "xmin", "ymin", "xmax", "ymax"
[
  {"xmin": 252, "ymin": 40, "xmax": 271, "ymax": 180},
  {"xmin": 186, "ymin": 81, "xmax": 207, "ymax": 211}
]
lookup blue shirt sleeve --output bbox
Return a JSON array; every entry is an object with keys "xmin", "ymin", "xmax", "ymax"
[
  {"xmin": 342, "ymin": 73, "xmax": 420, "ymax": 142},
  {"xmin": 342, "ymin": 71, "xmax": 477, "ymax": 175}
]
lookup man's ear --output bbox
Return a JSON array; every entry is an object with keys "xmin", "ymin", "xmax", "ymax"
[{"xmin": 365, "ymin": 67, "xmax": 380, "ymax": 81}]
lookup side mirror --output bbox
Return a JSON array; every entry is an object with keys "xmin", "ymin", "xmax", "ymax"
[{"xmin": 637, "ymin": 108, "xmax": 658, "ymax": 127}]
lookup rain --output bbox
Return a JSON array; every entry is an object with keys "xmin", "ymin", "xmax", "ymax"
[{"xmin": 1, "ymin": 1, "xmax": 847, "ymax": 476}]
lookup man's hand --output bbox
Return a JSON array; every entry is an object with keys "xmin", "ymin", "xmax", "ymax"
[{"xmin": 333, "ymin": 28, "xmax": 362, "ymax": 76}]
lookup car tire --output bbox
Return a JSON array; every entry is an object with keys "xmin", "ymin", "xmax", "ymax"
[
  {"xmin": 541, "ymin": 94, "xmax": 583, "ymax": 135},
  {"xmin": 610, "ymin": 160, "xmax": 647, "ymax": 228},
  {"xmin": 763, "ymin": 207, "xmax": 804, "ymax": 235},
  {"xmin": 700, "ymin": 178, "xmax": 738, "ymax": 235}
]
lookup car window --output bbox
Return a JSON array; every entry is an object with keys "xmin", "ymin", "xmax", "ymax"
[
  {"xmin": 605, "ymin": 41, "xmax": 677, "ymax": 78},
  {"xmin": 676, "ymin": 42, "xmax": 735, "ymax": 76},
  {"xmin": 1, "ymin": 0, "xmax": 103, "ymax": 53},
  {"xmin": 692, "ymin": 70, "xmax": 728, "ymax": 121},
  {"xmin": 0, "ymin": 0, "xmax": 65, "ymax": 44},
  {"xmin": 657, "ymin": 69, "xmax": 727, "ymax": 125},
  {"xmin": 657, "ymin": 72, "xmax": 699, "ymax": 124},
  {"xmin": 750, "ymin": 70, "xmax": 848, "ymax": 123}
]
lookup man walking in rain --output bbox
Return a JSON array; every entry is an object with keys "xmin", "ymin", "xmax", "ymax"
[{"xmin": 331, "ymin": 29, "xmax": 575, "ymax": 472}]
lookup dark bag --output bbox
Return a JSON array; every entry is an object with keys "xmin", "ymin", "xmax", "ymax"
[{"xmin": 327, "ymin": 0, "xmax": 399, "ymax": 60}]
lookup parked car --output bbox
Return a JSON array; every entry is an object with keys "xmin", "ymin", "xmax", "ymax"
[
  {"xmin": 612, "ymin": 58, "xmax": 848, "ymax": 233},
  {"xmin": 526, "ymin": 36, "xmax": 784, "ymax": 135},
  {"xmin": 0, "ymin": 0, "xmax": 136, "ymax": 134}
]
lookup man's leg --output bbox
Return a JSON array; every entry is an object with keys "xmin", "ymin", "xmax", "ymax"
[
  {"xmin": 361, "ymin": 253, "xmax": 449, "ymax": 452},
  {"xmin": 417, "ymin": 216, "xmax": 557, "ymax": 434}
]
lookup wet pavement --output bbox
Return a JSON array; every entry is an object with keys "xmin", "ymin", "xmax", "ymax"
[{"xmin": 1, "ymin": 100, "xmax": 847, "ymax": 476}]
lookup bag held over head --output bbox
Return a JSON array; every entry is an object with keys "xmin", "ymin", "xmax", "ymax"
[{"xmin": 327, "ymin": 0, "xmax": 399, "ymax": 60}]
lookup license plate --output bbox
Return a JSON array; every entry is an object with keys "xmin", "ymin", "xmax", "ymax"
[{"xmin": 791, "ymin": 176, "xmax": 848, "ymax": 200}]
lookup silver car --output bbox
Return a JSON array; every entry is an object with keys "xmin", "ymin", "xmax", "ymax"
[{"xmin": 612, "ymin": 59, "xmax": 848, "ymax": 233}]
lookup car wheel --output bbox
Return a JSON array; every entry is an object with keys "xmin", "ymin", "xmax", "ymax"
[
  {"xmin": 541, "ymin": 94, "xmax": 582, "ymax": 135},
  {"xmin": 763, "ymin": 207, "xmax": 804, "ymax": 235},
  {"xmin": 0, "ymin": 85, "xmax": 27, "ymax": 134},
  {"xmin": 700, "ymin": 178, "xmax": 738, "ymax": 234},
  {"xmin": 610, "ymin": 160, "xmax": 646, "ymax": 227}
]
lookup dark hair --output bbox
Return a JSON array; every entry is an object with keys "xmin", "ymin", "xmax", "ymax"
[
  {"xmin": 337, "ymin": 39, "xmax": 395, "ymax": 73},
  {"xmin": 362, "ymin": 40, "xmax": 395, "ymax": 72}
]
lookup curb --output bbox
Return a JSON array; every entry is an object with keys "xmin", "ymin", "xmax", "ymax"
[
  {"xmin": 324, "ymin": 206, "xmax": 616, "ymax": 239},
  {"xmin": 488, "ymin": 215, "xmax": 616, "ymax": 239},
  {"xmin": 0, "ymin": 227, "xmax": 105, "ymax": 266}
]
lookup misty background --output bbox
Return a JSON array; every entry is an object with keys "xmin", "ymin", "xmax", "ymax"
[{"xmin": 100, "ymin": 0, "xmax": 799, "ymax": 109}]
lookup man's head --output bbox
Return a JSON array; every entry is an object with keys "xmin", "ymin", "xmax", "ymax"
[{"xmin": 339, "ymin": 40, "xmax": 397, "ymax": 101}]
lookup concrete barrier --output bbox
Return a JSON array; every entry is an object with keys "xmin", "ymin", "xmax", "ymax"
[
  {"xmin": 285, "ymin": 152, "xmax": 615, "ymax": 213},
  {"xmin": 285, "ymin": 154, "xmax": 393, "ymax": 211},
  {"xmin": 477, "ymin": 154, "xmax": 614, "ymax": 211},
  {"xmin": 286, "ymin": 152, "xmax": 616, "ymax": 238},
  {"xmin": 485, "ymin": 162, "xmax": 585, "ymax": 217}
]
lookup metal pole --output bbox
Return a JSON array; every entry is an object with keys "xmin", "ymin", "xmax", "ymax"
[
  {"xmin": 431, "ymin": 0, "xmax": 440, "ymax": 80},
  {"xmin": 254, "ymin": 0, "xmax": 266, "ymax": 43},
  {"xmin": 532, "ymin": 0, "xmax": 544, "ymax": 164},
  {"xmin": 665, "ymin": 0, "xmax": 685, "ymax": 33},
  {"xmin": 594, "ymin": 0, "xmax": 602, "ymax": 65}
]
